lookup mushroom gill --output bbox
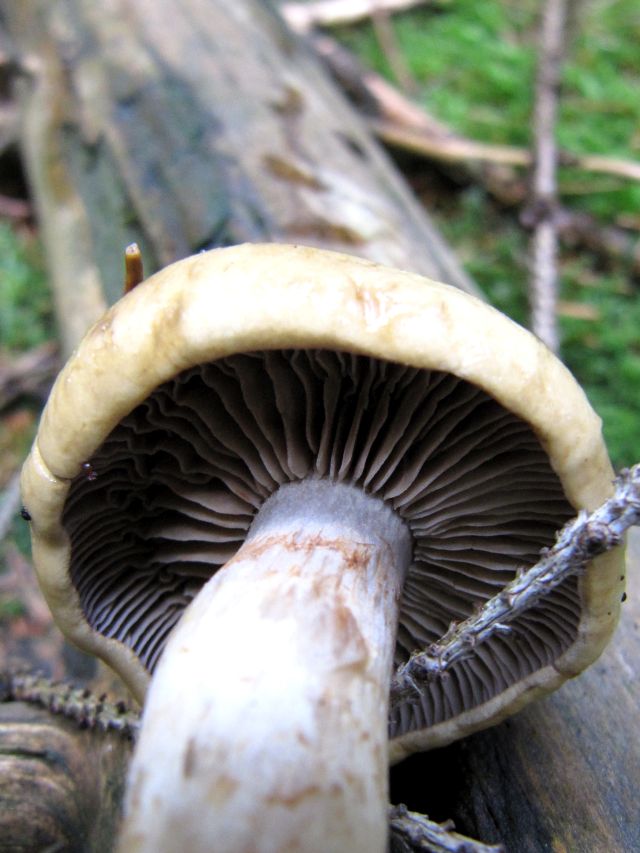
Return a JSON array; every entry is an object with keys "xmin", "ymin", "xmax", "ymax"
[{"xmin": 62, "ymin": 348, "xmax": 576, "ymax": 734}]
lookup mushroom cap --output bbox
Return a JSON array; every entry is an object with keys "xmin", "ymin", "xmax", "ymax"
[{"xmin": 21, "ymin": 243, "xmax": 624, "ymax": 758}]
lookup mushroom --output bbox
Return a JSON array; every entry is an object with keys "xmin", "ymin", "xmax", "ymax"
[{"xmin": 21, "ymin": 243, "xmax": 624, "ymax": 852}]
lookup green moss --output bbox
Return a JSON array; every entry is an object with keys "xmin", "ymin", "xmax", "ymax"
[
  {"xmin": 336, "ymin": 1, "xmax": 640, "ymax": 468},
  {"xmin": 433, "ymin": 188, "xmax": 640, "ymax": 468},
  {"xmin": 561, "ymin": 263, "xmax": 640, "ymax": 466},
  {"xmin": 0, "ymin": 596, "xmax": 27, "ymax": 621},
  {"xmin": 0, "ymin": 224, "xmax": 54, "ymax": 351},
  {"xmin": 337, "ymin": 0, "xmax": 640, "ymax": 226}
]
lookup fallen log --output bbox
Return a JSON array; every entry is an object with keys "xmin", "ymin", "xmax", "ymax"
[
  {"xmin": 0, "ymin": 698, "xmax": 131, "ymax": 853},
  {"xmin": 2, "ymin": 0, "xmax": 477, "ymax": 355}
]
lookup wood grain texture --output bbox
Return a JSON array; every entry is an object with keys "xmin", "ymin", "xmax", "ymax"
[{"xmin": 0, "ymin": 701, "xmax": 131, "ymax": 852}]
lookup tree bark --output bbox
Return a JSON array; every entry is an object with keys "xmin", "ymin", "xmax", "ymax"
[
  {"xmin": 2, "ymin": 0, "xmax": 478, "ymax": 355},
  {"xmin": 0, "ymin": 700, "xmax": 131, "ymax": 853}
]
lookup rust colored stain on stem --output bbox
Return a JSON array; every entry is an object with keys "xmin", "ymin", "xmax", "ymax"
[{"xmin": 229, "ymin": 531, "xmax": 375, "ymax": 573}]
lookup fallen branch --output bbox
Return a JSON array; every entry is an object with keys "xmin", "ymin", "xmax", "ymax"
[
  {"xmin": 389, "ymin": 805, "xmax": 503, "ymax": 853},
  {"xmin": 280, "ymin": 0, "xmax": 429, "ymax": 32},
  {"xmin": 309, "ymin": 33, "xmax": 640, "ymax": 274},
  {"xmin": 0, "ymin": 670, "xmax": 139, "ymax": 738},
  {"xmin": 371, "ymin": 118, "xmax": 640, "ymax": 185},
  {"xmin": 391, "ymin": 463, "xmax": 639, "ymax": 704}
]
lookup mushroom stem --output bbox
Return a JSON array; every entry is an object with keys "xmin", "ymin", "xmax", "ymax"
[{"xmin": 118, "ymin": 479, "xmax": 412, "ymax": 853}]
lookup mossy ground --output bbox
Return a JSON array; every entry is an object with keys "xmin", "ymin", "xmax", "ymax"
[{"xmin": 336, "ymin": 0, "xmax": 640, "ymax": 467}]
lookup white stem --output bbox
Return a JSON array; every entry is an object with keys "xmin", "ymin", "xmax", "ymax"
[{"xmin": 118, "ymin": 479, "xmax": 411, "ymax": 853}]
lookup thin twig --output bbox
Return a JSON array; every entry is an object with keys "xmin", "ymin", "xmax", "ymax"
[
  {"xmin": 370, "ymin": 118, "xmax": 640, "ymax": 184},
  {"xmin": 0, "ymin": 671, "xmax": 140, "ymax": 739},
  {"xmin": 370, "ymin": 3, "xmax": 417, "ymax": 94},
  {"xmin": 0, "ymin": 470, "xmax": 22, "ymax": 544},
  {"xmin": 526, "ymin": 0, "xmax": 570, "ymax": 353},
  {"xmin": 391, "ymin": 464, "xmax": 639, "ymax": 705},
  {"xmin": 389, "ymin": 805, "xmax": 504, "ymax": 853}
]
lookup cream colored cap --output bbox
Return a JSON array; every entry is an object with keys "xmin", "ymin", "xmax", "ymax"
[{"xmin": 21, "ymin": 243, "xmax": 624, "ymax": 756}]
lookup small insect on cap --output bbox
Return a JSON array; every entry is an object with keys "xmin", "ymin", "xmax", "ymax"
[{"xmin": 22, "ymin": 242, "xmax": 623, "ymax": 747}]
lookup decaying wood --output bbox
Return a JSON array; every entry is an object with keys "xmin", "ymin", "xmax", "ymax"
[
  {"xmin": 3, "ymin": 0, "xmax": 478, "ymax": 355},
  {"xmin": 0, "ymin": 698, "xmax": 131, "ymax": 852}
]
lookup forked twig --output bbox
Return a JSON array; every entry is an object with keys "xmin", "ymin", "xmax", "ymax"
[{"xmin": 391, "ymin": 464, "xmax": 639, "ymax": 705}]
